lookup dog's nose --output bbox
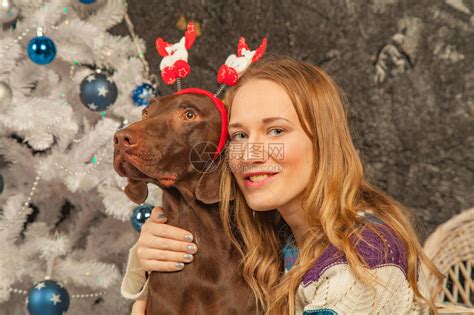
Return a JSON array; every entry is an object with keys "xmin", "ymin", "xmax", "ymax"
[{"xmin": 114, "ymin": 130, "xmax": 140, "ymax": 149}]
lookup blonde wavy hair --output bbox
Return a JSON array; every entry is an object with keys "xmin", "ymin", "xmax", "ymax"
[{"xmin": 219, "ymin": 55, "xmax": 444, "ymax": 314}]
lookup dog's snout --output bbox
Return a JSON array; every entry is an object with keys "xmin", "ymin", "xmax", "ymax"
[{"xmin": 114, "ymin": 129, "xmax": 140, "ymax": 149}]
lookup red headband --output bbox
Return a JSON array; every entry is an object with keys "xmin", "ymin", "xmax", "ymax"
[{"xmin": 174, "ymin": 88, "xmax": 228, "ymax": 160}]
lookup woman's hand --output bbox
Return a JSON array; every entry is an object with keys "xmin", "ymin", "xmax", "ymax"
[{"xmin": 136, "ymin": 206, "xmax": 198, "ymax": 272}]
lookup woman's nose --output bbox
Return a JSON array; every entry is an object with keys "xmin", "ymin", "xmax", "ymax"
[
  {"xmin": 241, "ymin": 135, "xmax": 271, "ymax": 162},
  {"xmin": 243, "ymin": 142, "xmax": 267, "ymax": 162}
]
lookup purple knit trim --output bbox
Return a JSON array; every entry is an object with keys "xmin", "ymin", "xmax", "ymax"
[{"xmin": 302, "ymin": 223, "xmax": 408, "ymax": 287}]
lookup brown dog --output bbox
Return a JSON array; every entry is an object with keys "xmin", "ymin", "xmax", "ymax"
[{"xmin": 113, "ymin": 90, "xmax": 258, "ymax": 314}]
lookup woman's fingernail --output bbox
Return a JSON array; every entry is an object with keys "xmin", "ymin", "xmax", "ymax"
[
  {"xmin": 157, "ymin": 213, "xmax": 167, "ymax": 221},
  {"xmin": 184, "ymin": 234, "xmax": 193, "ymax": 242},
  {"xmin": 176, "ymin": 262, "xmax": 185, "ymax": 270},
  {"xmin": 187, "ymin": 244, "xmax": 197, "ymax": 253},
  {"xmin": 183, "ymin": 254, "xmax": 193, "ymax": 261}
]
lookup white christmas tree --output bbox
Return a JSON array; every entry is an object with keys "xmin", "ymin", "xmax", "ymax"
[{"xmin": 0, "ymin": 0, "xmax": 162, "ymax": 314}]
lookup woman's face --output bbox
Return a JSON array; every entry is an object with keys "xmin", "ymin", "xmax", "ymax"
[{"xmin": 228, "ymin": 79, "xmax": 314, "ymax": 212}]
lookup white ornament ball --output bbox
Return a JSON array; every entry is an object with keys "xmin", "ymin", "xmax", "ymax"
[{"xmin": 0, "ymin": 0, "xmax": 19, "ymax": 24}]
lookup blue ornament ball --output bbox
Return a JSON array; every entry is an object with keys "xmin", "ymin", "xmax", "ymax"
[
  {"xmin": 131, "ymin": 204, "xmax": 153, "ymax": 232},
  {"xmin": 132, "ymin": 83, "xmax": 156, "ymax": 106},
  {"xmin": 27, "ymin": 36, "xmax": 56, "ymax": 65},
  {"xmin": 79, "ymin": 0, "xmax": 96, "ymax": 3},
  {"xmin": 26, "ymin": 279, "xmax": 70, "ymax": 315},
  {"xmin": 80, "ymin": 72, "xmax": 118, "ymax": 111}
]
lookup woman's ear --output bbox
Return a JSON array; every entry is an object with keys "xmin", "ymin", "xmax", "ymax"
[{"xmin": 124, "ymin": 179, "xmax": 149, "ymax": 204}]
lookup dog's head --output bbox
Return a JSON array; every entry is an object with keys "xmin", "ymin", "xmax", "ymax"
[
  {"xmin": 114, "ymin": 24, "xmax": 266, "ymax": 206},
  {"xmin": 113, "ymin": 89, "xmax": 230, "ymax": 205}
]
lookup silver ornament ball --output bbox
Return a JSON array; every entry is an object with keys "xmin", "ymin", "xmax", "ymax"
[{"xmin": 0, "ymin": 81, "xmax": 13, "ymax": 111}]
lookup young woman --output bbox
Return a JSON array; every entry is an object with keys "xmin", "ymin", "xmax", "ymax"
[{"xmin": 122, "ymin": 55, "xmax": 443, "ymax": 314}]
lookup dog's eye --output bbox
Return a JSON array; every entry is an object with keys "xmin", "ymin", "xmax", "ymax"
[{"xmin": 182, "ymin": 110, "xmax": 196, "ymax": 120}]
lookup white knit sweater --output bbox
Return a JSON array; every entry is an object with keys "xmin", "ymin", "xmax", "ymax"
[
  {"xmin": 121, "ymin": 211, "xmax": 432, "ymax": 314},
  {"xmin": 121, "ymin": 241, "xmax": 149, "ymax": 301}
]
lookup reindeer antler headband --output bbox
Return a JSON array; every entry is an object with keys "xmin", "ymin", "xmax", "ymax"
[{"xmin": 155, "ymin": 22, "xmax": 267, "ymax": 159}]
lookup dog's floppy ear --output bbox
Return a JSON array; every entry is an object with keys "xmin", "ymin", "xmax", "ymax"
[
  {"xmin": 124, "ymin": 179, "xmax": 149, "ymax": 204},
  {"xmin": 195, "ymin": 168, "xmax": 235, "ymax": 204}
]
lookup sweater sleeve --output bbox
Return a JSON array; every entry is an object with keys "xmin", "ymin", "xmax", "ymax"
[
  {"xmin": 297, "ymin": 213, "xmax": 431, "ymax": 314},
  {"xmin": 299, "ymin": 263, "xmax": 430, "ymax": 314},
  {"xmin": 120, "ymin": 241, "xmax": 149, "ymax": 300}
]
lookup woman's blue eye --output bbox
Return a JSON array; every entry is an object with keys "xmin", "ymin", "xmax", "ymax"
[
  {"xmin": 270, "ymin": 128, "xmax": 284, "ymax": 136},
  {"xmin": 231, "ymin": 132, "xmax": 247, "ymax": 140}
]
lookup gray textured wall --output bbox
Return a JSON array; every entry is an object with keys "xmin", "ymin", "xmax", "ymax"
[{"xmin": 113, "ymin": 0, "xmax": 473, "ymax": 241}]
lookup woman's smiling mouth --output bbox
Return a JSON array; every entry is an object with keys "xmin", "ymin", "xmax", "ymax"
[{"xmin": 243, "ymin": 172, "xmax": 279, "ymax": 188}]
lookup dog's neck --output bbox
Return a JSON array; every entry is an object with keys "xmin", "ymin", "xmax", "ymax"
[
  {"xmin": 161, "ymin": 175, "xmax": 226, "ymax": 250},
  {"xmin": 172, "ymin": 171, "xmax": 202, "ymax": 208},
  {"xmin": 161, "ymin": 166, "xmax": 219, "ymax": 220}
]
